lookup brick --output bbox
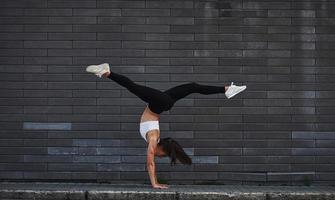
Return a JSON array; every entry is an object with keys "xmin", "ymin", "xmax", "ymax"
[
  {"xmin": 0, "ymin": 106, "xmax": 23, "ymax": 114},
  {"xmin": 122, "ymin": 57, "xmax": 168, "ymax": 65},
  {"xmin": 242, "ymin": 26, "xmax": 267, "ymax": 34},
  {"xmin": 0, "ymin": 41, "xmax": 23, "ymax": 48},
  {"xmin": 170, "ymin": 58, "xmax": 218, "ymax": 66},
  {"xmin": 195, "ymin": 148, "xmax": 242, "ymax": 156},
  {"xmin": 123, "ymin": 25, "xmax": 169, "ymax": 33},
  {"xmin": 243, "ymin": 2, "xmax": 290, "ymax": 9},
  {"xmin": 172, "ymin": 75, "xmax": 219, "ymax": 83},
  {"xmin": 25, "ymin": 25, "xmax": 69, "ymax": 34},
  {"xmin": 244, "ymin": 18, "xmax": 291, "ymax": 26},
  {"xmin": 24, "ymin": 172, "xmax": 71, "ymax": 179},
  {"xmin": 98, "ymin": 17, "xmax": 145, "ymax": 24},
  {"xmin": 219, "ymin": 42, "xmax": 266, "ymax": 50},
  {"xmin": 201, "ymin": 0, "xmax": 242, "ymax": 8},
  {"xmin": 48, "ymin": 163, "xmax": 96, "ymax": 171},
  {"xmin": 74, "ymin": 25, "xmax": 121, "ymax": 32},
  {"xmin": 48, "ymin": 0, "xmax": 96, "ymax": 8},
  {"xmin": 0, "ymin": 147, "xmax": 47, "ymax": 154},
  {"xmin": 98, "ymin": 49, "xmax": 144, "ymax": 57},
  {"xmin": 74, "ymin": 155, "xmax": 120, "ymax": 163},
  {"xmin": 23, "ymin": 122, "xmax": 72, "ymax": 130},
  {"xmin": 98, "ymin": 33, "xmax": 144, "ymax": 41},
  {"xmin": 74, "ymin": 9, "xmax": 121, "ymax": 16},
  {"xmin": 0, "ymin": 33, "xmax": 47, "ymax": 40},
  {"xmin": 268, "ymin": 26, "xmax": 315, "ymax": 34},
  {"xmin": 98, "ymin": 1, "xmax": 145, "ymax": 8},
  {"xmin": 315, "ymin": 132, "xmax": 335, "ymax": 140},
  {"xmin": 171, "ymin": 25, "xmax": 218, "ymax": 33},
  {"xmin": 292, "ymin": 18, "xmax": 332, "ymax": 26},
  {"xmin": 0, "ymin": 49, "xmax": 46, "ymax": 57},
  {"xmin": 73, "ymin": 57, "xmax": 121, "ymax": 65},
  {"xmin": 292, "ymin": 2, "xmax": 335, "ymax": 10},
  {"xmin": 97, "ymin": 172, "xmax": 120, "ymax": 180},
  {"xmin": 24, "ymin": 41, "xmax": 72, "ymax": 48},
  {"xmin": 292, "ymin": 34, "xmax": 318, "ymax": 42},
  {"xmin": 269, "ymin": 42, "xmax": 315, "ymax": 50},
  {"xmin": 73, "ymin": 90, "xmax": 98, "ymax": 98},
  {"xmin": 244, "ymin": 50, "xmax": 290, "ymax": 58},
  {"xmin": 194, "ymin": 50, "xmax": 242, "ymax": 57},
  {"xmin": 195, "ymin": 131, "xmax": 242, "ymax": 139},
  {"xmin": 268, "ymin": 10, "xmax": 315, "ymax": 18},
  {"xmin": 0, "ymin": 139, "xmax": 23, "ymax": 146},
  {"xmin": 122, "ymin": 9, "xmax": 169, "ymax": 16},
  {"xmin": 146, "ymin": 1, "xmax": 193, "ymax": 8},
  {"xmin": 48, "ymin": 49, "xmax": 96, "ymax": 57},
  {"xmin": 24, "ymin": 57, "xmax": 72, "ymax": 65},
  {"xmin": 171, "ymin": 172, "xmax": 217, "ymax": 180},
  {"xmin": 171, "ymin": 41, "xmax": 218, "ymax": 50},
  {"xmin": 24, "ymin": 90, "xmax": 72, "ymax": 98},
  {"xmin": 0, "ymin": 155, "xmax": 24, "ymax": 162},
  {"xmin": 0, "ymin": 24, "xmax": 23, "ymax": 32},
  {"xmin": 243, "ymin": 34, "xmax": 290, "ymax": 42},
  {"xmin": 49, "ymin": 17, "xmax": 96, "ymax": 24},
  {"xmin": 146, "ymin": 50, "xmax": 193, "ymax": 57},
  {"xmin": 146, "ymin": 33, "xmax": 194, "ymax": 41},
  {"xmin": 197, "ymin": 18, "xmax": 243, "ymax": 26},
  {"xmin": 97, "ymin": 148, "xmax": 146, "ymax": 156},
  {"xmin": 122, "ymin": 41, "xmax": 169, "ymax": 49},
  {"xmin": 0, "ymin": 8, "xmax": 23, "ymax": 16},
  {"xmin": 316, "ymin": 156, "xmax": 335, "ymax": 164},
  {"xmin": 268, "ymin": 91, "xmax": 316, "ymax": 99},
  {"xmin": 48, "ymin": 98, "xmax": 96, "ymax": 106},
  {"xmin": 25, "ymin": 106, "xmax": 73, "ymax": 114},
  {"xmin": 25, "ymin": 8, "xmax": 72, "ymax": 16},
  {"xmin": 219, "ymin": 172, "xmax": 266, "ymax": 181},
  {"xmin": 0, "ymin": 16, "xmax": 48, "ymax": 24},
  {"xmin": 2, "ymin": 0, "xmax": 46, "ymax": 8},
  {"xmin": 0, "ymin": 163, "xmax": 47, "ymax": 171},
  {"xmin": 195, "ymin": 34, "xmax": 242, "ymax": 41},
  {"xmin": 73, "ymin": 42, "xmax": 120, "ymax": 50},
  {"xmin": 147, "ymin": 17, "xmax": 194, "ymax": 25},
  {"xmin": 0, "ymin": 57, "xmax": 23, "ymax": 65}
]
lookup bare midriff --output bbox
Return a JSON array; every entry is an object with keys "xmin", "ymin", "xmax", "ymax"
[{"xmin": 140, "ymin": 106, "xmax": 160, "ymax": 123}]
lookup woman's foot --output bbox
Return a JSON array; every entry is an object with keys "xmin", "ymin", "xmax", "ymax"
[
  {"xmin": 225, "ymin": 82, "xmax": 246, "ymax": 99},
  {"xmin": 86, "ymin": 63, "xmax": 110, "ymax": 78}
]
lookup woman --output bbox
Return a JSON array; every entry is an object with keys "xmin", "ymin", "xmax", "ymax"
[{"xmin": 86, "ymin": 63, "xmax": 246, "ymax": 189}]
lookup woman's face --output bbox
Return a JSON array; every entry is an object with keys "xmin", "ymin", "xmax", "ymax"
[{"xmin": 155, "ymin": 145, "xmax": 166, "ymax": 157}]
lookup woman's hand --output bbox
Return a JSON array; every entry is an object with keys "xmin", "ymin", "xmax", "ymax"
[{"xmin": 152, "ymin": 183, "xmax": 169, "ymax": 189}]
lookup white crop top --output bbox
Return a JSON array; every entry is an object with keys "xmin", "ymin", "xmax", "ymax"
[{"xmin": 139, "ymin": 121, "xmax": 160, "ymax": 143}]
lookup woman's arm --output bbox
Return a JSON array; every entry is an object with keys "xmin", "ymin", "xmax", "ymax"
[{"xmin": 146, "ymin": 137, "xmax": 168, "ymax": 189}]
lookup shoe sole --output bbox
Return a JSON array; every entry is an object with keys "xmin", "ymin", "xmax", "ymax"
[
  {"xmin": 226, "ymin": 86, "xmax": 246, "ymax": 99},
  {"xmin": 86, "ymin": 63, "xmax": 110, "ymax": 77}
]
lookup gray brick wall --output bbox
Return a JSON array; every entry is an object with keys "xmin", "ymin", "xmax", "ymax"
[{"xmin": 0, "ymin": 0, "xmax": 335, "ymax": 185}]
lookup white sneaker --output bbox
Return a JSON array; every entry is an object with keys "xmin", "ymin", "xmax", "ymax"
[
  {"xmin": 225, "ymin": 82, "xmax": 246, "ymax": 99},
  {"xmin": 86, "ymin": 63, "xmax": 110, "ymax": 78}
]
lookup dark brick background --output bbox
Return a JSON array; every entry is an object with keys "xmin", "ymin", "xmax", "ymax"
[{"xmin": 0, "ymin": 0, "xmax": 335, "ymax": 185}]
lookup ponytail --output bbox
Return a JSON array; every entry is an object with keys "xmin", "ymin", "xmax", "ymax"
[{"xmin": 158, "ymin": 137, "xmax": 192, "ymax": 166}]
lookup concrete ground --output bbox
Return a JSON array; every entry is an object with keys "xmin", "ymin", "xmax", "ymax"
[{"xmin": 0, "ymin": 182, "xmax": 335, "ymax": 200}]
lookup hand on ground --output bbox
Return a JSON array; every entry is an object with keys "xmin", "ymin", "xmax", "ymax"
[{"xmin": 152, "ymin": 183, "xmax": 169, "ymax": 189}]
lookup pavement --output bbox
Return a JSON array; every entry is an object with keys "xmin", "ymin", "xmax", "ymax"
[{"xmin": 0, "ymin": 182, "xmax": 335, "ymax": 200}]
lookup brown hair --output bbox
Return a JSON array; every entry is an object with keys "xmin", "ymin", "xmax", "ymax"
[{"xmin": 158, "ymin": 137, "xmax": 192, "ymax": 166}]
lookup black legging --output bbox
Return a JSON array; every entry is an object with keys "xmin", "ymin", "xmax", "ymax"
[{"xmin": 108, "ymin": 72, "xmax": 226, "ymax": 114}]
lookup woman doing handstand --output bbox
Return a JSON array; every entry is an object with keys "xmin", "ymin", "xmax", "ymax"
[{"xmin": 86, "ymin": 63, "xmax": 246, "ymax": 189}]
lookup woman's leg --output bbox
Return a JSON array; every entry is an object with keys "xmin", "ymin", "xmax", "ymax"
[
  {"xmin": 164, "ymin": 82, "xmax": 226, "ymax": 102},
  {"xmin": 107, "ymin": 72, "xmax": 168, "ymax": 105}
]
